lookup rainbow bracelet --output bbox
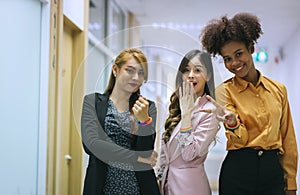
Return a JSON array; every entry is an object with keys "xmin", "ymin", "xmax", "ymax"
[
  {"xmin": 224, "ymin": 120, "xmax": 240, "ymax": 132},
  {"xmin": 137, "ymin": 117, "xmax": 152, "ymax": 126},
  {"xmin": 180, "ymin": 126, "xmax": 193, "ymax": 133}
]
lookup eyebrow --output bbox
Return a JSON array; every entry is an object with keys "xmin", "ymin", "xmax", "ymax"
[
  {"xmin": 125, "ymin": 65, "xmax": 144, "ymax": 71},
  {"xmin": 125, "ymin": 65, "xmax": 136, "ymax": 69},
  {"xmin": 234, "ymin": 49, "xmax": 243, "ymax": 54},
  {"xmin": 189, "ymin": 64, "xmax": 204, "ymax": 68},
  {"xmin": 222, "ymin": 48, "xmax": 243, "ymax": 58}
]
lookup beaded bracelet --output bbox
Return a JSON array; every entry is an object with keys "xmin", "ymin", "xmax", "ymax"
[
  {"xmin": 137, "ymin": 117, "xmax": 152, "ymax": 126},
  {"xmin": 224, "ymin": 120, "xmax": 240, "ymax": 132},
  {"xmin": 180, "ymin": 126, "xmax": 193, "ymax": 133}
]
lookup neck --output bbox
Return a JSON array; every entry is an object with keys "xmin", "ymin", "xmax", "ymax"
[
  {"xmin": 196, "ymin": 91, "xmax": 204, "ymax": 98},
  {"xmin": 109, "ymin": 88, "xmax": 131, "ymax": 112},
  {"xmin": 248, "ymin": 69, "xmax": 259, "ymax": 86},
  {"xmin": 242, "ymin": 67, "xmax": 258, "ymax": 86}
]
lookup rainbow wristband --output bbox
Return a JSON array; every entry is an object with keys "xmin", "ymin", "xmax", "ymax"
[
  {"xmin": 224, "ymin": 120, "xmax": 240, "ymax": 132},
  {"xmin": 180, "ymin": 126, "xmax": 193, "ymax": 133},
  {"xmin": 137, "ymin": 117, "xmax": 152, "ymax": 126}
]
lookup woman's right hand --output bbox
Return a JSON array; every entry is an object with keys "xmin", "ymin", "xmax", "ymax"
[
  {"xmin": 179, "ymin": 81, "xmax": 197, "ymax": 116},
  {"xmin": 198, "ymin": 95, "xmax": 237, "ymax": 126},
  {"xmin": 133, "ymin": 95, "xmax": 151, "ymax": 123}
]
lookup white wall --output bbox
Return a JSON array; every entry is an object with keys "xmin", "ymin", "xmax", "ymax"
[
  {"xmin": 277, "ymin": 26, "xmax": 300, "ymax": 189},
  {"xmin": 0, "ymin": 1, "xmax": 44, "ymax": 194},
  {"xmin": 64, "ymin": 0, "xmax": 85, "ymax": 30}
]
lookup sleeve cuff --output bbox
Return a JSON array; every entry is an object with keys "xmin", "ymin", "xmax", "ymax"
[
  {"xmin": 176, "ymin": 132, "xmax": 194, "ymax": 147},
  {"xmin": 285, "ymin": 178, "xmax": 297, "ymax": 190}
]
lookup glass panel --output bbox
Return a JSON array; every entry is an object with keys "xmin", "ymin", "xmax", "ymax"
[
  {"xmin": 85, "ymin": 43, "xmax": 110, "ymax": 94},
  {"xmin": 89, "ymin": 0, "xmax": 106, "ymax": 40},
  {"xmin": 107, "ymin": 0, "xmax": 126, "ymax": 53}
]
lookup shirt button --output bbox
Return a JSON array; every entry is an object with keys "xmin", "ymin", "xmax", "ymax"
[{"xmin": 258, "ymin": 151, "xmax": 264, "ymax": 156}]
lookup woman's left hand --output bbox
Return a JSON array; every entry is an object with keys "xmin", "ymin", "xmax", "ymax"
[
  {"xmin": 133, "ymin": 95, "xmax": 150, "ymax": 122},
  {"xmin": 137, "ymin": 150, "xmax": 158, "ymax": 166},
  {"xmin": 198, "ymin": 95, "xmax": 237, "ymax": 126}
]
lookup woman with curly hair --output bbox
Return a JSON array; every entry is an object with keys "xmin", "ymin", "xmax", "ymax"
[
  {"xmin": 157, "ymin": 49, "xmax": 219, "ymax": 195},
  {"xmin": 200, "ymin": 12, "xmax": 298, "ymax": 195}
]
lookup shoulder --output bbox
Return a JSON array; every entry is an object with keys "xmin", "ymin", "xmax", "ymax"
[
  {"xmin": 84, "ymin": 92, "xmax": 108, "ymax": 101},
  {"xmin": 216, "ymin": 77, "xmax": 234, "ymax": 90},
  {"xmin": 263, "ymin": 76, "xmax": 285, "ymax": 88},
  {"xmin": 84, "ymin": 93, "xmax": 96, "ymax": 99},
  {"xmin": 222, "ymin": 77, "xmax": 234, "ymax": 84},
  {"xmin": 83, "ymin": 93, "xmax": 96, "ymax": 103},
  {"xmin": 215, "ymin": 78, "xmax": 234, "ymax": 97},
  {"xmin": 83, "ymin": 93, "xmax": 109, "ymax": 106},
  {"xmin": 262, "ymin": 76, "xmax": 287, "ymax": 94}
]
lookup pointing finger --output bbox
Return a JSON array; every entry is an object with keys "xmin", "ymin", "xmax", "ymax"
[
  {"xmin": 205, "ymin": 95, "xmax": 223, "ymax": 109},
  {"xmin": 195, "ymin": 109, "xmax": 214, "ymax": 114}
]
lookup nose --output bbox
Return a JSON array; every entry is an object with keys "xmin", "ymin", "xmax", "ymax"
[
  {"xmin": 188, "ymin": 70, "xmax": 194, "ymax": 79},
  {"xmin": 231, "ymin": 57, "xmax": 240, "ymax": 67},
  {"xmin": 132, "ymin": 71, "xmax": 139, "ymax": 80}
]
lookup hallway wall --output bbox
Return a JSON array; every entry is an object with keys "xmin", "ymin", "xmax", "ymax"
[{"xmin": 0, "ymin": 1, "xmax": 44, "ymax": 194}]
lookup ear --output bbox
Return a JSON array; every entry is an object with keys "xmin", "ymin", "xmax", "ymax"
[
  {"xmin": 112, "ymin": 64, "xmax": 118, "ymax": 75},
  {"xmin": 206, "ymin": 73, "xmax": 211, "ymax": 81},
  {"xmin": 249, "ymin": 43, "xmax": 255, "ymax": 54}
]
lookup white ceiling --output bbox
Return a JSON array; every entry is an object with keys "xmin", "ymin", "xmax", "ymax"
[{"xmin": 116, "ymin": 0, "xmax": 300, "ymax": 55}]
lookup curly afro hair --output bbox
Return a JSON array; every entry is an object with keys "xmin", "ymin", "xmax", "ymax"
[{"xmin": 200, "ymin": 12, "xmax": 263, "ymax": 56}]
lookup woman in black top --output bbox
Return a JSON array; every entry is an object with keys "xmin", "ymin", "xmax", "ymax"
[{"xmin": 81, "ymin": 48, "xmax": 160, "ymax": 195}]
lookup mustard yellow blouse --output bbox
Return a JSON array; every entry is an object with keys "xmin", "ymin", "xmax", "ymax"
[{"xmin": 216, "ymin": 70, "xmax": 298, "ymax": 190}]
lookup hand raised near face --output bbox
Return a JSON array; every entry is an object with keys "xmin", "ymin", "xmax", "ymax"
[
  {"xmin": 132, "ymin": 95, "xmax": 150, "ymax": 122},
  {"xmin": 197, "ymin": 95, "xmax": 237, "ymax": 126},
  {"xmin": 179, "ymin": 81, "xmax": 198, "ymax": 116}
]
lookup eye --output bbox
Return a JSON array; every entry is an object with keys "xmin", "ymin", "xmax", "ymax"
[
  {"xmin": 138, "ymin": 70, "xmax": 144, "ymax": 76},
  {"xmin": 126, "ymin": 68, "xmax": 135, "ymax": 74},
  {"xmin": 223, "ymin": 57, "xmax": 232, "ymax": 63},
  {"xmin": 183, "ymin": 67, "xmax": 190, "ymax": 73},
  {"xmin": 194, "ymin": 67, "xmax": 202, "ymax": 73},
  {"xmin": 236, "ymin": 52, "xmax": 242, "ymax": 57}
]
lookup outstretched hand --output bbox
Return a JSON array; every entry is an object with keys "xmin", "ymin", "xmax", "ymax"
[{"xmin": 197, "ymin": 95, "xmax": 237, "ymax": 126}]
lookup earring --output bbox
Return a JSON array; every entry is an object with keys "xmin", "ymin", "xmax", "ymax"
[{"xmin": 114, "ymin": 73, "xmax": 117, "ymax": 77}]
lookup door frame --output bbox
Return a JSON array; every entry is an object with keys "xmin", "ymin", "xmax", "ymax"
[{"xmin": 47, "ymin": 0, "xmax": 88, "ymax": 194}]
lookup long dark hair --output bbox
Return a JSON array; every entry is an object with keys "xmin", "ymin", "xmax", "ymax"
[{"xmin": 162, "ymin": 50, "xmax": 215, "ymax": 143}]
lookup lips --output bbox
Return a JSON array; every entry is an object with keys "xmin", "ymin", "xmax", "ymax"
[
  {"xmin": 232, "ymin": 64, "xmax": 245, "ymax": 73},
  {"xmin": 186, "ymin": 80, "xmax": 197, "ymax": 87},
  {"xmin": 129, "ymin": 83, "xmax": 138, "ymax": 88},
  {"xmin": 235, "ymin": 66, "xmax": 243, "ymax": 71}
]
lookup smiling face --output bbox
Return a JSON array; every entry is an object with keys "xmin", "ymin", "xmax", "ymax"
[
  {"xmin": 182, "ymin": 55, "xmax": 208, "ymax": 97},
  {"xmin": 113, "ymin": 57, "xmax": 145, "ymax": 95},
  {"xmin": 221, "ymin": 41, "xmax": 257, "ymax": 82}
]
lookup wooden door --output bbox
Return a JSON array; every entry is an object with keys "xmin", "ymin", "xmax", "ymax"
[{"xmin": 47, "ymin": 2, "xmax": 87, "ymax": 194}]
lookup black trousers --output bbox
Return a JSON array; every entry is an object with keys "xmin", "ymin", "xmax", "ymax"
[{"xmin": 219, "ymin": 148, "xmax": 285, "ymax": 195}]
